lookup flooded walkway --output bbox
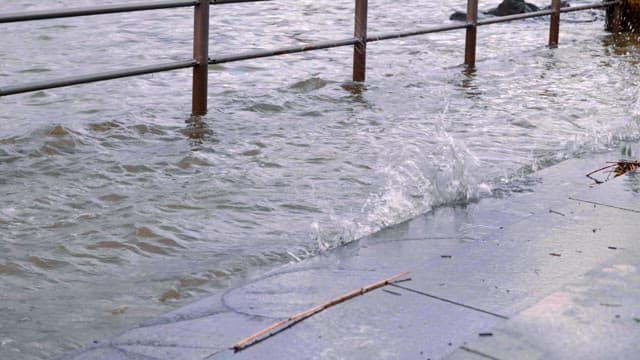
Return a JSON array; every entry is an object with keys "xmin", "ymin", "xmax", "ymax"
[
  {"xmin": 4, "ymin": 1, "xmax": 639, "ymax": 356},
  {"xmin": 56, "ymin": 150, "xmax": 640, "ymax": 359}
]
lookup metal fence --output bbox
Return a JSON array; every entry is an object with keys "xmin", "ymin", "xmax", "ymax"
[{"xmin": 0, "ymin": 0, "xmax": 624, "ymax": 115}]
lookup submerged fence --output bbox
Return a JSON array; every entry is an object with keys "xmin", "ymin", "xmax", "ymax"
[{"xmin": 0, "ymin": 0, "xmax": 624, "ymax": 115}]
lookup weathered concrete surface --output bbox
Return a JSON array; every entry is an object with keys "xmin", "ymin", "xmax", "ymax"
[
  {"xmin": 57, "ymin": 151, "xmax": 640, "ymax": 360},
  {"xmin": 446, "ymin": 251, "xmax": 640, "ymax": 360}
]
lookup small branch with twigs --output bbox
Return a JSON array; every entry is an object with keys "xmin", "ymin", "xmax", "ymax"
[{"xmin": 586, "ymin": 160, "xmax": 639, "ymax": 184}]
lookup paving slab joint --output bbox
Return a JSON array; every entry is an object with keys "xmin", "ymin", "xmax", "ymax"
[{"xmin": 390, "ymin": 283, "xmax": 509, "ymax": 319}]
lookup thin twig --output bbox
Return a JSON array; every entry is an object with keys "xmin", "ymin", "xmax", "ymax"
[{"xmin": 232, "ymin": 271, "xmax": 411, "ymax": 352}]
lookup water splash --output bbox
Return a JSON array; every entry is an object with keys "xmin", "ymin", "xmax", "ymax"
[{"xmin": 312, "ymin": 103, "xmax": 490, "ymax": 250}]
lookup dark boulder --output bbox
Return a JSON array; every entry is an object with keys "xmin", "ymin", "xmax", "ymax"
[
  {"xmin": 450, "ymin": 11, "xmax": 467, "ymax": 21},
  {"xmin": 450, "ymin": 0, "xmax": 570, "ymax": 21},
  {"xmin": 486, "ymin": 0, "xmax": 539, "ymax": 16}
]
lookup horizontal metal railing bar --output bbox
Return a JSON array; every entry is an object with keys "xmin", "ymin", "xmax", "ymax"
[
  {"xmin": 209, "ymin": 38, "xmax": 359, "ymax": 64},
  {"xmin": 367, "ymin": 23, "xmax": 469, "ymax": 42},
  {"xmin": 477, "ymin": 9, "xmax": 554, "ymax": 25},
  {"xmin": 0, "ymin": 0, "xmax": 274, "ymax": 24},
  {"xmin": 0, "ymin": 0, "xmax": 271, "ymax": 24},
  {"xmin": 209, "ymin": 24, "xmax": 472, "ymax": 65},
  {"xmin": 211, "ymin": 0, "xmax": 271, "ymax": 3},
  {"xmin": 559, "ymin": 1, "xmax": 619, "ymax": 13},
  {"xmin": 0, "ymin": 0, "xmax": 197, "ymax": 23},
  {"xmin": 0, "ymin": 60, "xmax": 196, "ymax": 96}
]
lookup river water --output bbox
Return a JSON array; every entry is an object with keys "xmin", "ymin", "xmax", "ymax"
[{"xmin": 1, "ymin": 0, "xmax": 639, "ymax": 359}]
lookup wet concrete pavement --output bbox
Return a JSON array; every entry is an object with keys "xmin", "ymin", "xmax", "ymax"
[{"xmin": 57, "ymin": 152, "xmax": 640, "ymax": 360}]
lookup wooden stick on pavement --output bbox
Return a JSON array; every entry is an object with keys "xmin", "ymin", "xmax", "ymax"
[{"xmin": 233, "ymin": 271, "xmax": 411, "ymax": 352}]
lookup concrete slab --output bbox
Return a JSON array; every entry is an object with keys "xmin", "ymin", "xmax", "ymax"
[
  {"xmin": 446, "ymin": 251, "xmax": 640, "ymax": 360},
  {"xmin": 225, "ymin": 286, "xmax": 504, "ymax": 360},
  {"xmin": 393, "ymin": 203, "xmax": 639, "ymax": 318}
]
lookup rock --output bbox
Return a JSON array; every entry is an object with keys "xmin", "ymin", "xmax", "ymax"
[
  {"xmin": 486, "ymin": 0, "xmax": 540, "ymax": 16},
  {"xmin": 450, "ymin": 0, "xmax": 571, "ymax": 21},
  {"xmin": 450, "ymin": 11, "xmax": 467, "ymax": 21}
]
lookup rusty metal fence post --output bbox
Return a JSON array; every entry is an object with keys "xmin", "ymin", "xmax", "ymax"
[
  {"xmin": 606, "ymin": 0, "xmax": 625, "ymax": 32},
  {"xmin": 549, "ymin": 0, "xmax": 561, "ymax": 47},
  {"xmin": 192, "ymin": 0, "xmax": 210, "ymax": 115},
  {"xmin": 464, "ymin": 0, "xmax": 479, "ymax": 67},
  {"xmin": 353, "ymin": 0, "xmax": 368, "ymax": 82},
  {"xmin": 612, "ymin": 0, "xmax": 623, "ymax": 32}
]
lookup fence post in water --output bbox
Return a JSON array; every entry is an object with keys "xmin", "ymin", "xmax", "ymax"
[
  {"xmin": 612, "ymin": 0, "xmax": 623, "ymax": 32},
  {"xmin": 464, "ymin": 0, "xmax": 479, "ymax": 68},
  {"xmin": 605, "ymin": 0, "xmax": 640, "ymax": 32},
  {"xmin": 192, "ymin": 0, "xmax": 210, "ymax": 116},
  {"xmin": 624, "ymin": 0, "xmax": 640, "ymax": 32},
  {"xmin": 353, "ymin": 0, "xmax": 368, "ymax": 82},
  {"xmin": 606, "ymin": 0, "xmax": 623, "ymax": 32},
  {"xmin": 549, "ymin": 0, "xmax": 561, "ymax": 47}
]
